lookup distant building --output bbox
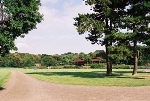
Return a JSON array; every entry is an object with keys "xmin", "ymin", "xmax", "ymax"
[
  {"xmin": 74, "ymin": 58, "xmax": 100, "ymax": 66},
  {"xmin": 91, "ymin": 57, "xmax": 100, "ymax": 64},
  {"xmin": 74, "ymin": 59, "xmax": 85, "ymax": 66}
]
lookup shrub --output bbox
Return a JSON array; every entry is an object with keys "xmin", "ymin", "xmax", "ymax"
[
  {"xmin": 90, "ymin": 63, "xmax": 105, "ymax": 69},
  {"xmin": 51, "ymin": 66, "xmax": 64, "ymax": 69},
  {"xmin": 113, "ymin": 65, "xmax": 130, "ymax": 69},
  {"xmin": 38, "ymin": 66, "xmax": 47, "ymax": 69},
  {"xmin": 23, "ymin": 66, "xmax": 34, "ymax": 69},
  {"xmin": 138, "ymin": 66, "xmax": 150, "ymax": 69},
  {"xmin": 100, "ymin": 59, "xmax": 106, "ymax": 63},
  {"xmin": 63, "ymin": 65, "xmax": 80, "ymax": 69}
]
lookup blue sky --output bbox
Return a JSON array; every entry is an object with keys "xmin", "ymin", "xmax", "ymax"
[{"xmin": 14, "ymin": 0, "xmax": 105, "ymax": 55}]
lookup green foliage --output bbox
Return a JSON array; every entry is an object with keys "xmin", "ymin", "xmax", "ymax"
[
  {"xmin": 38, "ymin": 66, "xmax": 47, "ymax": 69},
  {"xmin": 100, "ymin": 59, "xmax": 106, "ymax": 63},
  {"xmin": 113, "ymin": 65, "xmax": 130, "ymax": 69},
  {"xmin": 108, "ymin": 45, "xmax": 132, "ymax": 60},
  {"xmin": 41, "ymin": 55, "xmax": 58, "ymax": 66},
  {"xmin": 74, "ymin": 0, "xmax": 131, "ymax": 75},
  {"xmin": 23, "ymin": 66, "xmax": 34, "ymax": 69},
  {"xmin": 137, "ymin": 46, "xmax": 150, "ymax": 66},
  {"xmin": 138, "ymin": 66, "xmax": 150, "ymax": 69},
  {"xmin": 63, "ymin": 65, "xmax": 80, "ymax": 69},
  {"xmin": 50, "ymin": 66, "xmax": 64, "ymax": 69},
  {"xmin": 1, "ymin": 47, "xmax": 150, "ymax": 68},
  {"xmin": 0, "ymin": 51, "xmax": 106, "ymax": 68},
  {"xmin": 74, "ymin": 13, "xmax": 104, "ymax": 44},
  {"xmin": 90, "ymin": 63, "xmax": 105, "ymax": 69},
  {"xmin": 75, "ymin": 0, "xmax": 150, "ymax": 75},
  {"xmin": 121, "ymin": 0, "xmax": 150, "ymax": 75},
  {"xmin": 0, "ymin": 0, "xmax": 43, "ymax": 55}
]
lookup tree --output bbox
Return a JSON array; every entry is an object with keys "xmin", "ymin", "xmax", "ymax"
[
  {"xmin": 74, "ymin": 0, "xmax": 128, "ymax": 75},
  {"xmin": 41, "ymin": 55, "xmax": 57, "ymax": 66},
  {"xmin": 22, "ymin": 53, "xmax": 35, "ymax": 67},
  {"xmin": 106, "ymin": 0, "xmax": 150, "ymax": 75},
  {"xmin": 33, "ymin": 54, "xmax": 41, "ymax": 64},
  {"xmin": 0, "ymin": 0, "xmax": 42, "ymax": 55},
  {"xmin": 10, "ymin": 52, "xmax": 23, "ymax": 67},
  {"xmin": 58, "ymin": 52, "xmax": 75, "ymax": 65},
  {"xmin": 137, "ymin": 46, "xmax": 150, "ymax": 66},
  {"xmin": 95, "ymin": 50, "xmax": 106, "ymax": 59},
  {"xmin": 119, "ymin": 0, "xmax": 150, "ymax": 75},
  {"xmin": 84, "ymin": 54, "xmax": 91, "ymax": 64},
  {"xmin": 79, "ymin": 52, "xmax": 86, "ymax": 59},
  {"xmin": 88, "ymin": 52, "xmax": 96, "ymax": 59}
]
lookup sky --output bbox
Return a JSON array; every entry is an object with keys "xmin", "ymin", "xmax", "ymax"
[{"xmin": 13, "ymin": 0, "xmax": 105, "ymax": 55}]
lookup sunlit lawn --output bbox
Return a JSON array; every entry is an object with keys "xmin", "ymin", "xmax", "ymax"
[
  {"xmin": 0, "ymin": 68, "xmax": 11, "ymax": 89},
  {"xmin": 19, "ymin": 69, "xmax": 150, "ymax": 87}
]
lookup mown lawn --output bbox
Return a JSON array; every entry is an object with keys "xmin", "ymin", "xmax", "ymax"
[
  {"xmin": 19, "ymin": 69, "xmax": 150, "ymax": 87},
  {"xmin": 0, "ymin": 68, "xmax": 11, "ymax": 89}
]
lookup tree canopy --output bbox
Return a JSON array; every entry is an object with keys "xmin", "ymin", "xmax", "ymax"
[
  {"xmin": 74, "ymin": 0, "xmax": 150, "ymax": 75},
  {"xmin": 74, "ymin": 0, "xmax": 129, "ymax": 75},
  {"xmin": 118, "ymin": 0, "xmax": 150, "ymax": 75},
  {"xmin": 0, "ymin": 0, "xmax": 42, "ymax": 56}
]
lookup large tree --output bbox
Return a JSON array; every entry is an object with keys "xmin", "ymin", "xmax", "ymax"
[
  {"xmin": 41, "ymin": 55, "xmax": 57, "ymax": 66},
  {"xmin": 74, "ymin": 0, "xmax": 128, "ymax": 75},
  {"xmin": 119, "ymin": 0, "xmax": 150, "ymax": 75},
  {"xmin": 0, "ymin": 0, "xmax": 42, "ymax": 56}
]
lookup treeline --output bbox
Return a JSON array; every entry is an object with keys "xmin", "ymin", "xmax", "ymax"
[
  {"xmin": 0, "ymin": 47, "xmax": 150, "ymax": 68},
  {"xmin": 0, "ymin": 50, "xmax": 105, "ymax": 67}
]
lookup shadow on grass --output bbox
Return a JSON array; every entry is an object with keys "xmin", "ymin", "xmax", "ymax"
[
  {"xmin": 116, "ymin": 76, "xmax": 145, "ymax": 79},
  {"xmin": 27, "ymin": 71, "xmax": 107, "ymax": 78},
  {"xmin": 26, "ymin": 70, "xmax": 147, "ymax": 79}
]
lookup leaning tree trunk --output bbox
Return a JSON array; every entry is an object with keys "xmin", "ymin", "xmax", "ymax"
[{"xmin": 132, "ymin": 41, "xmax": 138, "ymax": 75}]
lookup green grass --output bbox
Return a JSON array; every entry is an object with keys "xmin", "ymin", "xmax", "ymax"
[
  {"xmin": 19, "ymin": 69, "xmax": 150, "ymax": 87},
  {"xmin": 1, "ymin": 68, "xmax": 150, "ymax": 87},
  {"xmin": 0, "ymin": 68, "xmax": 11, "ymax": 90}
]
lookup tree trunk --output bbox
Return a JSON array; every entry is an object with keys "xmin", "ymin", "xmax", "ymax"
[
  {"xmin": 106, "ymin": 44, "xmax": 112, "ymax": 76},
  {"xmin": 105, "ymin": 18, "xmax": 112, "ymax": 76},
  {"xmin": 132, "ymin": 41, "xmax": 138, "ymax": 75}
]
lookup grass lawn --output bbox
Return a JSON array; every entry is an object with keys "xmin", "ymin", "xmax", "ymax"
[
  {"xmin": 19, "ymin": 69, "xmax": 150, "ymax": 87},
  {"xmin": 0, "ymin": 68, "xmax": 11, "ymax": 89}
]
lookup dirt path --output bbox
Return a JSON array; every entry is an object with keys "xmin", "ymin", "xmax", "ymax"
[{"xmin": 0, "ymin": 71, "xmax": 150, "ymax": 101}]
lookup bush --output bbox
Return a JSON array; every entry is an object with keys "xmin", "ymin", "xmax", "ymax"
[
  {"xmin": 23, "ymin": 66, "xmax": 34, "ymax": 69},
  {"xmin": 90, "ymin": 63, "xmax": 105, "ymax": 69},
  {"xmin": 63, "ymin": 65, "xmax": 80, "ymax": 69},
  {"xmin": 138, "ymin": 66, "xmax": 150, "ymax": 69},
  {"xmin": 51, "ymin": 66, "xmax": 64, "ymax": 69},
  {"xmin": 100, "ymin": 59, "xmax": 106, "ymax": 63},
  {"xmin": 113, "ymin": 65, "xmax": 130, "ymax": 69},
  {"xmin": 38, "ymin": 66, "xmax": 47, "ymax": 69}
]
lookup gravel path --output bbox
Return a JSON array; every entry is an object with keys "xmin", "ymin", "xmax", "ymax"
[{"xmin": 0, "ymin": 71, "xmax": 150, "ymax": 101}]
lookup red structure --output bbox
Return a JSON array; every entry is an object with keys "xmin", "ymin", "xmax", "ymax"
[
  {"xmin": 91, "ymin": 57, "xmax": 100, "ymax": 63},
  {"xmin": 74, "ymin": 59, "xmax": 85, "ymax": 66},
  {"xmin": 74, "ymin": 58, "xmax": 100, "ymax": 66}
]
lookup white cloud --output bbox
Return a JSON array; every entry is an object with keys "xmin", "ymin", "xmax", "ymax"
[
  {"xmin": 16, "ymin": 43, "xmax": 30, "ymax": 49},
  {"xmin": 41, "ymin": 0, "xmax": 58, "ymax": 4},
  {"xmin": 14, "ymin": 0, "xmax": 105, "ymax": 55},
  {"xmin": 37, "ymin": 1, "xmax": 93, "ymax": 36}
]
